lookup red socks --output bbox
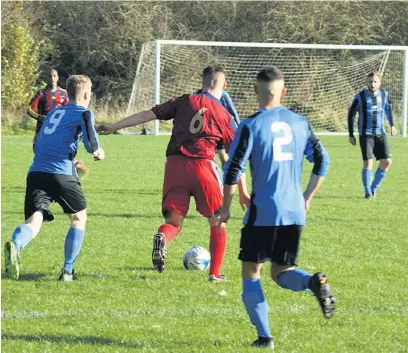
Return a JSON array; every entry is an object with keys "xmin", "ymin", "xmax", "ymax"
[
  {"xmin": 158, "ymin": 224, "xmax": 180, "ymax": 243},
  {"xmin": 209, "ymin": 226, "xmax": 227, "ymax": 278}
]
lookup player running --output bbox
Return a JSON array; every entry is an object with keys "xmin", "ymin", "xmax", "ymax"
[
  {"xmin": 4, "ymin": 75, "xmax": 105, "ymax": 281},
  {"xmin": 97, "ymin": 65, "xmax": 249, "ymax": 282},
  {"xmin": 218, "ymin": 67, "xmax": 335, "ymax": 349},
  {"xmin": 347, "ymin": 71, "xmax": 397, "ymax": 199}
]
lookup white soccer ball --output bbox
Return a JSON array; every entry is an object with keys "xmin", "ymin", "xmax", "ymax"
[{"xmin": 183, "ymin": 246, "xmax": 211, "ymax": 271}]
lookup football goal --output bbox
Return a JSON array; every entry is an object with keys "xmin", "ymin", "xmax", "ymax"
[{"xmin": 127, "ymin": 40, "xmax": 408, "ymax": 137}]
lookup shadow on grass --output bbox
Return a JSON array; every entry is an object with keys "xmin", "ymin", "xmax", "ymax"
[
  {"xmin": 2, "ymin": 334, "xmax": 146, "ymax": 349},
  {"xmin": 1, "ymin": 272, "xmax": 47, "ymax": 282}
]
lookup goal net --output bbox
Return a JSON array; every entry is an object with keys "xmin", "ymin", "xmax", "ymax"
[{"xmin": 127, "ymin": 41, "xmax": 407, "ymax": 136}]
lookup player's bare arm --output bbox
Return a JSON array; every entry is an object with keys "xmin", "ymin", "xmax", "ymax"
[
  {"xmin": 217, "ymin": 149, "xmax": 250, "ymax": 210},
  {"xmin": 97, "ymin": 110, "xmax": 157, "ymax": 134},
  {"xmin": 303, "ymin": 174, "xmax": 325, "ymax": 211}
]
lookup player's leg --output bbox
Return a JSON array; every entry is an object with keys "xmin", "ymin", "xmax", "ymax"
[
  {"xmin": 4, "ymin": 172, "xmax": 53, "ymax": 280},
  {"xmin": 192, "ymin": 159, "xmax": 226, "ymax": 280},
  {"xmin": 271, "ymin": 225, "xmax": 335, "ymax": 319},
  {"xmin": 154, "ymin": 155, "xmax": 190, "ymax": 273},
  {"xmin": 153, "ymin": 210, "xmax": 184, "ymax": 273},
  {"xmin": 207, "ymin": 216, "xmax": 227, "ymax": 281},
  {"xmin": 59, "ymin": 209, "xmax": 87, "ymax": 281},
  {"xmin": 359, "ymin": 136, "xmax": 374, "ymax": 198},
  {"xmin": 51, "ymin": 174, "xmax": 87, "ymax": 281},
  {"xmin": 239, "ymin": 226, "xmax": 274, "ymax": 348},
  {"xmin": 371, "ymin": 134, "xmax": 392, "ymax": 197}
]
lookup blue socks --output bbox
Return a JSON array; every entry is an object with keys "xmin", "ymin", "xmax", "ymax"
[
  {"xmin": 242, "ymin": 278, "xmax": 272, "ymax": 338},
  {"xmin": 12, "ymin": 224, "xmax": 34, "ymax": 252},
  {"xmin": 64, "ymin": 228, "xmax": 85, "ymax": 273},
  {"xmin": 371, "ymin": 168, "xmax": 387, "ymax": 193},
  {"xmin": 277, "ymin": 268, "xmax": 312, "ymax": 291},
  {"xmin": 362, "ymin": 168, "xmax": 372, "ymax": 196}
]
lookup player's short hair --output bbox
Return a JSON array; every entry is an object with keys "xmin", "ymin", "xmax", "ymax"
[
  {"xmin": 367, "ymin": 71, "xmax": 381, "ymax": 79},
  {"xmin": 49, "ymin": 68, "xmax": 58, "ymax": 75},
  {"xmin": 66, "ymin": 75, "xmax": 92, "ymax": 99},
  {"xmin": 202, "ymin": 65, "xmax": 225, "ymax": 89},
  {"xmin": 256, "ymin": 67, "xmax": 284, "ymax": 82}
]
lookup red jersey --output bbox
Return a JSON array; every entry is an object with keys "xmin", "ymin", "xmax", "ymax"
[
  {"xmin": 151, "ymin": 93, "xmax": 236, "ymax": 160},
  {"xmin": 27, "ymin": 86, "xmax": 69, "ymax": 119}
]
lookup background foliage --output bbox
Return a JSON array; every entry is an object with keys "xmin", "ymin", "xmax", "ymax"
[{"xmin": 1, "ymin": 1, "xmax": 407, "ymax": 126}]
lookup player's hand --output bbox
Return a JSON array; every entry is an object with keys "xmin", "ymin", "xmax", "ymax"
[
  {"xmin": 217, "ymin": 210, "xmax": 230, "ymax": 234},
  {"xmin": 303, "ymin": 193, "xmax": 312, "ymax": 211},
  {"xmin": 391, "ymin": 126, "xmax": 397, "ymax": 136},
  {"xmin": 239, "ymin": 191, "xmax": 251, "ymax": 211},
  {"xmin": 93, "ymin": 148, "xmax": 105, "ymax": 161},
  {"xmin": 74, "ymin": 160, "xmax": 90, "ymax": 180},
  {"xmin": 96, "ymin": 124, "xmax": 117, "ymax": 135},
  {"xmin": 348, "ymin": 136, "xmax": 356, "ymax": 146}
]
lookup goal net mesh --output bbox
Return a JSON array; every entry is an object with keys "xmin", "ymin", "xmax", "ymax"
[{"xmin": 127, "ymin": 43, "xmax": 404, "ymax": 134}]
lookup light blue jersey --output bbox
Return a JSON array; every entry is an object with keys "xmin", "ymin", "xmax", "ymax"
[
  {"xmin": 30, "ymin": 103, "xmax": 100, "ymax": 176},
  {"xmin": 224, "ymin": 106, "xmax": 330, "ymax": 226}
]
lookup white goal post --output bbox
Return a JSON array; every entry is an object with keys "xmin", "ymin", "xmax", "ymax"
[{"xmin": 127, "ymin": 40, "xmax": 408, "ymax": 137}]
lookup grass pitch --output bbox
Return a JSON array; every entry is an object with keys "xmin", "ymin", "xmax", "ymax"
[{"xmin": 2, "ymin": 135, "xmax": 408, "ymax": 353}]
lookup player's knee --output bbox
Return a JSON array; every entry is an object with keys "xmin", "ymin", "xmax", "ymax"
[
  {"xmin": 271, "ymin": 264, "xmax": 295, "ymax": 285},
  {"xmin": 70, "ymin": 209, "xmax": 87, "ymax": 228},
  {"xmin": 165, "ymin": 211, "xmax": 184, "ymax": 229},
  {"xmin": 208, "ymin": 215, "xmax": 225, "ymax": 228},
  {"xmin": 363, "ymin": 159, "xmax": 373, "ymax": 169},
  {"xmin": 381, "ymin": 158, "xmax": 392, "ymax": 170},
  {"xmin": 25, "ymin": 211, "xmax": 44, "ymax": 236}
]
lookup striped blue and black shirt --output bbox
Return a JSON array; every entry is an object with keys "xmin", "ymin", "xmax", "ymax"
[{"xmin": 347, "ymin": 88, "xmax": 394, "ymax": 137}]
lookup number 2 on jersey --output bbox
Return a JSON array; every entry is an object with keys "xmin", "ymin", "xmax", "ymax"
[
  {"xmin": 271, "ymin": 121, "xmax": 293, "ymax": 161},
  {"xmin": 44, "ymin": 110, "xmax": 66, "ymax": 135}
]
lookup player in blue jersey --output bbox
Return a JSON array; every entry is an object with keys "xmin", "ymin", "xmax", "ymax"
[
  {"xmin": 218, "ymin": 67, "xmax": 336, "ymax": 349},
  {"xmin": 348, "ymin": 71, "xmax": 397, "ymax": 199},
  {"xmin": 4, "ymin": 75, "xmax": 105, "ymax": 282}
]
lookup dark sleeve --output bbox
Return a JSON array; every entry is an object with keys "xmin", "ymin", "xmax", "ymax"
[
  {"xmin": 151, "ymin": 97, "xmax": 180, "ymax": 121},
  {"xmin": 304, "ymin": 123, "xmax": 330, "ymax": 177},
  {"xmin": 384, "ymin": 91, "xmax": 394, "ymax": 126},
  {"xmin": 27, "ymin": 90, "xmax": 43, "ymax": 120},
  {"xmin": 80, "ymin": 110, "xmax": 100, "ymax": 153},
  {"xmin": 223, "ymin": 123, "xmax": 253, "ymax": 185},
  {"xmin": 221, "ymin": 91, "xmax": 240, "ymax": 126},
  {"xmin": 347, "ymin": 96, "xmax": 359, "ymax": 137}
]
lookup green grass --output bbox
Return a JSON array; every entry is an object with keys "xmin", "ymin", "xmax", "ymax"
[{"xmin": 2, "ymin": 135, "xmax": 408, "ymax": 353}]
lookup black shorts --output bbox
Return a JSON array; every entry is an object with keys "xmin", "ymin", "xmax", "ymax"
[
  {"xmin": 24, "ymin": 171, "xmax": 87, "ymax": 222},
  {"xmin": 359, "ymin": 134, "xmax": 391, "ymax": 161},
  {"xmin": 238, "ymin": 225, "xmax": 303, "ymax": 266}
]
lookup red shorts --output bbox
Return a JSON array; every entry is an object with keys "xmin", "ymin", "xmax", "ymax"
[{"xmin": 162, "ymin": 154, "xmax": 223, "ymax": 218}]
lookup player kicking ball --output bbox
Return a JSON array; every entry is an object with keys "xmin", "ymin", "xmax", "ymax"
[
  {"xmin": 4, "ymin": 75, "xmax": 105, "ymax": 281},
  {"xmin": 218, "ymin": 67, "xmax": 335, "ymax": 349},
  {"xmin": 97, "ymin": 65, "xmax": 249, "ymax": 282}
]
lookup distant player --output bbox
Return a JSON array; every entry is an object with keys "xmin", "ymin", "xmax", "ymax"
[
  {"xmin": 27, "ymin": 68, "xmax": 89, "ymax": 178},
  {"xmin": 348, "ymin": 71, "xmax": 397, "ymax": 199},
  {"xmin": 97, "ymin": 65, "xmax": 249, "ymax": 281},
  {"xmin": 4, "ymin": 75, "xmax": 105, "ymax": 281},
  {"xmin": 218, "ymin": 67, "xmax": 335, "ymax": 349}
]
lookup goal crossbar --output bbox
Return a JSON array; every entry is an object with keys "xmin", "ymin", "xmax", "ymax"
[{"xmin": 129, "ymin": 40, "xmax": 408, "ymax": 137}]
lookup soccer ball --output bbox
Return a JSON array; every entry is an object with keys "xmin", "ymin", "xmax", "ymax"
[{"xmin": 183, "ymin": 246, "xmax": 211, "ymax": 271}]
